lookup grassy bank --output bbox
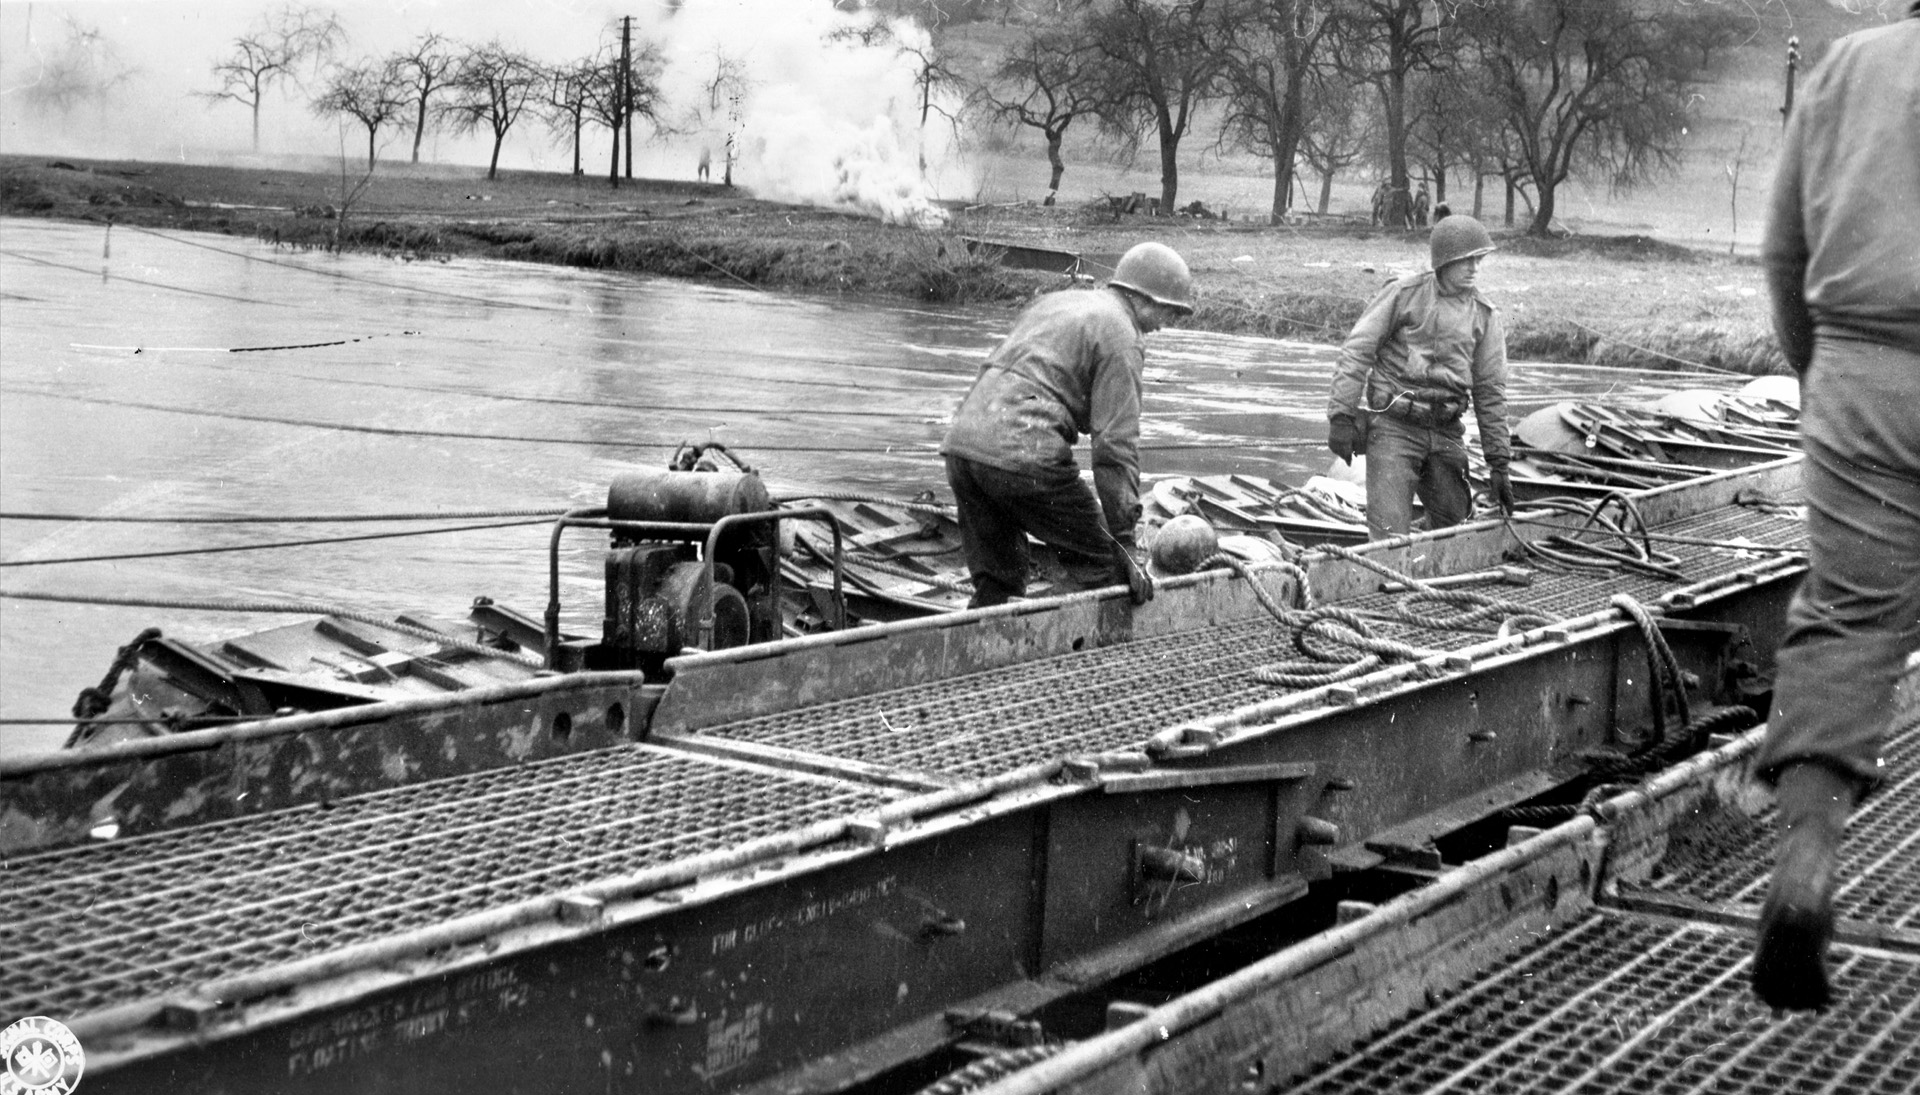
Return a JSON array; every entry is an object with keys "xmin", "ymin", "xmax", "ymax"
[{"xmin": 0, "ymin": 155, "xmax": 1784, "ymax": 375}]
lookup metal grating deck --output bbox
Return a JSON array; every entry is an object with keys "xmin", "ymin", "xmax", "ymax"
[
  {"xmin": 1277, "ymin": 680, "xmax": 1920, "ymax": 1095},
  {"xmin": 0, "ymin": 745, "xmax": 896, "ymax": 1020},
  {"xmin": 1280, "ymin": 910, "xmax": 1920, "ymax": 1095},
  {"xmin": 1623, "ymin": 700, "xmax": 1920, "ymax": 937},
  {"xmin": 705, "ymin": 502, "xmax": 1805, "ymax": 782},
  {"xmin": 1343, "ymin": 506, "xmax": 1806, "ymax": 624}
]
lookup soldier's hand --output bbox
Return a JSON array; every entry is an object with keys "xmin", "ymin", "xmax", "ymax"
[
  {"xmin": 1328, "ymin": 415, "xmax": 1359, "ymax": 464},
  {"xmin": 1114, "ymin": 541, "xmax": 1156, "ymax": 606},
  {"xmin": 1491, "ymin": 468, "xmax": 1516, "ymax": 515}
]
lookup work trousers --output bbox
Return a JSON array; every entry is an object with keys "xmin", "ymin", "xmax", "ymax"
[
  {"xmin": 1754, "ymin": 337, "xmax": 1920, "ymax": 791},
  {"xmin": 944, "ymin": 454, "xmax": 1122, "ymax": 608},
  {"xmin": 1363, "ymin": 412, "xmax": 1474, "ymax": 540}
]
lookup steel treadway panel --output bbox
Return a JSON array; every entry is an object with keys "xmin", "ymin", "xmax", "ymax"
[
  {"xmin": 0, "ymin": 744, "xmax": 897, "ymax": 1021},
  {"xmin": 1341, "ymin": 505, "xmax": 1806, "ymax": 624},
  {"xmin": 1618, "ymin": 694, "xmax": 1920, "ymax": 938},
  {"xmin": 698, "ymin": 502, "xmax": 1801, "ymax": 781},
  {"xmin": 1278, "ymin": 908, "xmax": 1920, "ymax": 1095}
]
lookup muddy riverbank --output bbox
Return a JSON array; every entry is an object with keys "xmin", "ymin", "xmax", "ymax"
[{"xmin": 1, "ymin": 154, "xmax": 1784, "ymax": 374}]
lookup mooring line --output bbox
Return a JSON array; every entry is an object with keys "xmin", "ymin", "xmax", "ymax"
[
  {"xmin": 0, "ymin": 518, "xmax": 551, "ymax": 567},
  {"xmin": 104, "ymin": 356, "xmax": 949, "ymax": 419},
  {"xmin": 116, "ymin": 222, "xmax": 568, "ymax": 312},
  {"xmin": 0, "ymin": 248, "xmax": 297, "ymax": 308},
  {"xmin": 0, "ymin": 386, "xmax": 939, "ymax": 452},
  {"xmin": 71, "ymin": 332, "xmax": 420, "ymax": 355},
  {"xmin": 0, "ymin": 508, "xmax": 568, "ymax": 524},
  {"xmin": 0, "ymin": 385, "xmax": 1306, "ymax": 456}
]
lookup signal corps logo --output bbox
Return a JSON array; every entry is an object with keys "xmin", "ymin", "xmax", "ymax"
[{"xmin": 1, "ymin": 1017, "xmax": 84, "ymax": 1095}]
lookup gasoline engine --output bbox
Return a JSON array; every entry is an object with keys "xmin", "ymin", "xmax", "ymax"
[{"xmin": 589, "ymin": 463, "xmax": 782, "ymax": 675}]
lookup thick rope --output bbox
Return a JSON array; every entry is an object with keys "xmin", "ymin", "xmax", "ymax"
[
  {"xmin": 1608, "ymin": 593, "xmax": 1692, "ymax": 755},
  {"xmin": 774, "ymin": 491, "xmax": 956, "ymax": 516},
  {"xmin": 911, "ymin": 1045, "xmax": 1066, "ymax": 1095},
  {"xmin": 1314, "ymin": 542, "xmax": 1559, "ymax": 634},
  {"xmin": 0, "ymin": 590, "xmax": 542, "ymax": 668},
  {"xmin": 840, "ymin": 553, "xmax": 972, "ymax": 593},
  {"xmin": 1501, "ymin": 704, "xmax": 1760, "ymax": 825},
  {"xmin": 1202, "ymin": 552, "xmax": 1443, "ymax": 688}
]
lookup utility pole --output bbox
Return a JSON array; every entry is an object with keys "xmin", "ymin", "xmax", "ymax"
[
  {"xmin": 621, "ymin": 16, "xmax": 633, "ymax": 180},
  {"xmin": 1780, "ymin": 36, "xmax": 1800, "ymax": 126}
]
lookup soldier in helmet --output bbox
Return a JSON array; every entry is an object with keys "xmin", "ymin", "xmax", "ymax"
[
  {"xmin": 1748, "ymin": 1, "xmax": 1920, "ymax": 1013},
  {"xmin": 941, "ymin": 241, "xmax": 1193, "ymax": 608},
  {"xmin": 1326, "ymin": 214, "xmax": 1515, "ymax": 540}
]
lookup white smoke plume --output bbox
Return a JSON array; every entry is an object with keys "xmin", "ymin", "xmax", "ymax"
[
  {"xmin": 654, "ymin": 0, "xmax": 972, "ymax": 227},
  {"xmin": 0, "ymin": 1, "xmax": 974, "ymax": 227}
]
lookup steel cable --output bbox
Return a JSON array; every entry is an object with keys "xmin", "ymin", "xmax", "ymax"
[
  {"xmin": 1, "ymin": 508, "xmax": 567, "ymax": 524},
  {"xmin": 0, "ymin": 518, "xmax": 552, "ymax": 567}
]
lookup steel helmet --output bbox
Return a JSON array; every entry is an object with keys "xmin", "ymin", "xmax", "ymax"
[
  {"xmin": 1109, "ymin": 242, "xmax": 1195, "ymax": 314},
  {"xmin": 1430, "ymin": 214, "xmax": 1495, "ymax": 271}
]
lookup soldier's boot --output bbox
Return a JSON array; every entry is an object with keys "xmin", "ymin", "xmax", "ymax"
[{"xmin": 1751, "ymin": 760, "xmax": 1858, "ymax": 1011}]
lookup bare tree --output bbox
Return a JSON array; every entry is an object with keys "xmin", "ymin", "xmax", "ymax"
[
  {"xmin": 976, "ymin": 23, "xmax": 1103, "ymax": 198},
  {"xmin": 1082, "ymin": 0, "xmax": 1226, "ymax": 214},
  {"xmin": 540, "ymin": 59, "xmax": 598, "ymax": 179},
  {"xmin": 1335, "ymin": 0, "xmax": 1453, "ymax": 231},
  {"xmin": 202, "ymin": 3, "xmax": 345, "ymax": 153},
  {"xmin": 1215, "ymin": 0, "xmax": 1339, "ymax": 223},
  {"xmin": 312, "ymin": 59, "xmax": 407, "ymax": 170},
  {"xmin": 442, "ymin": 41, "xmax": 542, "ymax": 180},
  {"xmin": 1297, "ymin": 67, "xmax": 1374, "ymax": 216},
  {"xmin": 16, "ymin": 14, "xmax": 137, "ymax": 118},
  {"xmin": 580, "ymin": 39, "xmax": 664, "ymax": 188},
  {"xmin": 387, "ymin": 32, "xmax": 458, "ymax": 164},
  {"xmin": 1456, "ymin": 0, "xmax": 1731, "ymax": 236}
]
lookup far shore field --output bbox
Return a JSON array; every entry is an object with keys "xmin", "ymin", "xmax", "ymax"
[{"xmin": 1, "ymin": 154, "xmax": 1785, "ymax": 376}]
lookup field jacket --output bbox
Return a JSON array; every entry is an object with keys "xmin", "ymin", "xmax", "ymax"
[
  {"xmin": 1761, "ymin": 7, "xmax": 1920, "ymax": 375},
  {"xmin": 941, "ymin": 287, "xmax": 1145, "ymax": 539},
  {"xmin": 1327, "ymin": 271, "xmax": 1513, "ymax": 472}
]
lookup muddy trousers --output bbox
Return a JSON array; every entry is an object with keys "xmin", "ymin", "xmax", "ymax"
[
  {"xmin": 1753, "ymin": 336, "xmax": 1920, "ymax": 790},
  {"xmin": 1363, "ymin": 412, "xmax": 1474, "ymax": 541},
  {"xmin": 944, "ymin": 455, "xmax": 1123, "ymax": 608}
]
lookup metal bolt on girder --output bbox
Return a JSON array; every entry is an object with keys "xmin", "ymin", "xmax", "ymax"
[
  {"xmin": 1297, "ymin": 817, "xmax": 1340, "ymax": 846},
  {"xmin": 1106, "ymin": 1000, "xmax": 1155, "ymax": 1031},
  {"xmin": 1506, "ymin": 825, "xmax": 1545, "ymax": 847},
  {"xmin": 556, "ymin": 894, "xmax": 605, "ymax": 925},
  {"xmin": 847, "ymin": 817, "xmax": 889, "ymax": 846},
  {"xmin": 1136, "ymin": 844, "xmax": 1206, "ymax": 883},
  {"xmin": 1335, "ymin": 900, "xmax": 1377, "ymax": 925}
]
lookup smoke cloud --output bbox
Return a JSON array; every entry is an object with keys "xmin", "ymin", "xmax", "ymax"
[{"xmin": 0, "ymin": 0, "xmax": 973, "ymax": 224}]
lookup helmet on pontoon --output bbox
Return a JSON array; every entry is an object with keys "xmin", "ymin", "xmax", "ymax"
[
  {"xmin": 1430, "ymin": 215, "xmax": 1496, "ymax": 271},
  {"xmin": 1110, "ymin": 242, "xmax": 1195, "ymax": 314}
]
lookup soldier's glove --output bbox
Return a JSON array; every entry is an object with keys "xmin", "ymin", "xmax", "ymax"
[
  {"xmin": 1113, "ymin": 540, "xmax": 1156, "ymax": 606},
  {"xmin": 1328, "ymin": 414, "xmax": 1359, "ymax": 464},
  {"xmin": 1491, "ymin": 468, "xmax": 1516, "ymax": 515}
]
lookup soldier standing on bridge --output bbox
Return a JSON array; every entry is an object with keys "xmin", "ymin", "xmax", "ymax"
[
  {"xmin": 1326, "ymin": 215, "xmax": 1516, "ymax": 540},
  {"xmin": 941, "ymin": 242, "xmax": 1193, "ymax": 609},
  {"xmin": 1749, "ymin": 2, "xmax": 1920, "ymax": 1012}
]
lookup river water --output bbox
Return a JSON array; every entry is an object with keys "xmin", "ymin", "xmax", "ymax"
[{"xmin": 0, "ymin": 218, "xmax": 1750, "ymax": 755}]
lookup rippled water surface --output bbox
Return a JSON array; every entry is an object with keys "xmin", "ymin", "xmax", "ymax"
[{"xmin": 0, "ymin": 218, "xmax": 1751, "ymax": 752}]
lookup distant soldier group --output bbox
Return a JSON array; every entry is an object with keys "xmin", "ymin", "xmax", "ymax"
[{"xmin": 1369, "ymin": 180, "xmax": 1433, "ymax": 229}]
